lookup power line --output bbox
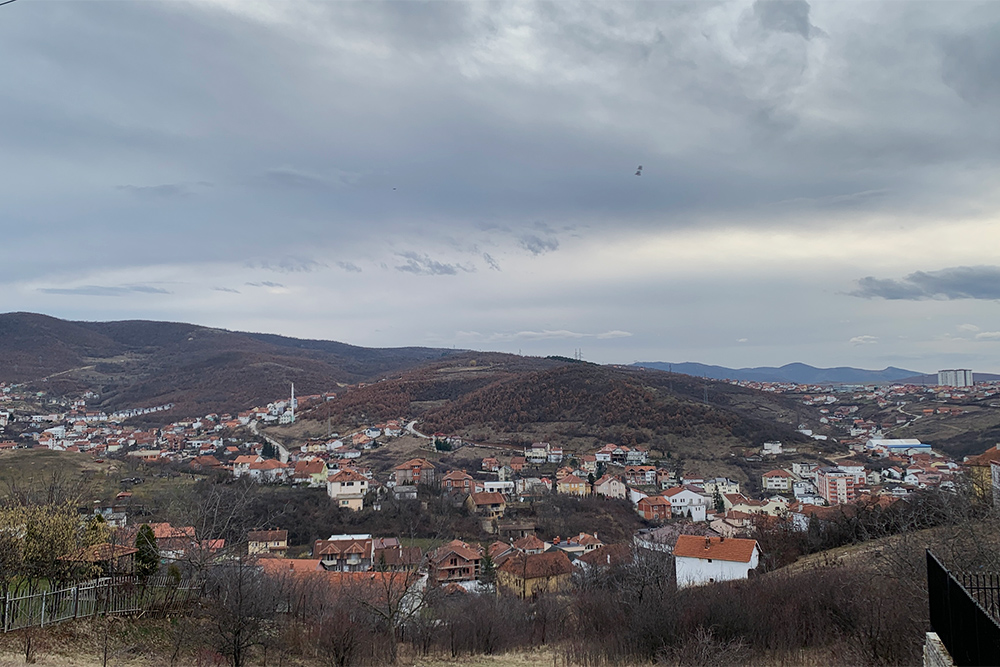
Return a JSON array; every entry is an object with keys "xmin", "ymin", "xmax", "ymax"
[{"xmin": 0, "ymin": 0, "xmax": 22, "ymax": 7}]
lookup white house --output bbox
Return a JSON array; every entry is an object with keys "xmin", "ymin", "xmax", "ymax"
[
  {"xmin": 483, "ymin": 480, "xmax": 515, "ymax": 496},
  {"xmin": 326, "ymin": 469, "xmax": 369, "ymax": 511},
  {"xmin": 762, "ymin": 441, "xmax": 783, "ymax": 455},
  {"xmin": 702, "ymin": 478, "xmax": 740, "ymax": 496},
  {"xmin": 662, "ymin": 486, "xmax": 708, "ymax": 522},
  {"xmin": 761, "ymin": 469, "xmax": 795, "ymax": 493},
  {"xmin": 674, "ymin": 535, "xmax": 760, "ymax": 588}
]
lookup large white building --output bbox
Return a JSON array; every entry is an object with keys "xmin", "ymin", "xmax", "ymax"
[
  {"xmin": 674, "ymin": 535, "xmax": 760, "ymax": 588},
  {"xmin": 938, "ymin": 369, "xmax": 974, "ymax": 388}
]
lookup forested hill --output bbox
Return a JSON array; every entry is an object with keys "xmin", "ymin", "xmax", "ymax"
[
  {"xmin": 304, "ymin": 357, "xmax": 812, "ymax": 458},
  {"xmin": 0, "ymin": 312, "xmax": 456, "ymax": 414}
]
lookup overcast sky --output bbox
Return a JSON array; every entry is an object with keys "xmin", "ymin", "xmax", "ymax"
[{"xmin": 3, "ymin": 0, "xmax": 1000, "ymax": 373}]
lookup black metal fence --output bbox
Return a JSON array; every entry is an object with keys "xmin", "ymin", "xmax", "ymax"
[{"xmin": 927, "ymin": 550, "xmax": 1000, "ymax": 666}]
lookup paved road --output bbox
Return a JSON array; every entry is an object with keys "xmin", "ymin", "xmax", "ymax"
[
  {"xmin": 249, "ymin": 420, "xmax": 291, "ymax": 463},
  {"xmin": 406, "ymin": 420, "xmax": 430, "ymax": 439}
]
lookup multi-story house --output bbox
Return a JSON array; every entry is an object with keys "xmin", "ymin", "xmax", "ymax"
[
  {"xmin": 312, "ymin": 534, "xmax": 374, "ymax": 572},
  {"xmin": 392, "ymin": 458, "xmax": 437, "ymax": 486},
  {"xmin": 326, "ymin": 468, "xmax": 369, "ymax": 510},
  {"xmin": 427, "ymin": 539, "xmax": 483, "ymax": 585}
]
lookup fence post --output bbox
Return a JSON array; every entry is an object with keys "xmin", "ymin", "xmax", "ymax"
[
  {"xmin": 73, "ymin": 586, "xmax": 79, "ymax": 619},
  {"xmin": 40, "ymin": 591, "xmax": 46, "ymax": 628}
]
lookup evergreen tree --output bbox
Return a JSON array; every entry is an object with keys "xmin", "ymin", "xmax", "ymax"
[
  {"xmin": 135, "ymin": 524, "xmax": 159, "ymax": 579},
  {"xmin": 713, "ymin": 488, "xmax": 725, "ymax": 514},
  {"xmin": 261, "ymin": 442, "xmax": 275, "ymax": 459}
]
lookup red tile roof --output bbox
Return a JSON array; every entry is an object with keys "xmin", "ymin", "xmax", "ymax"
[{"xmin": 673, "ymin": 535, "xmax": 758, "ymax": 563}]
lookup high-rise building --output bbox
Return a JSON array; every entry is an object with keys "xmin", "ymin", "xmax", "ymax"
[{"xmin": 937, "ymin": 369, "xmax": 974, "ymax": 388}]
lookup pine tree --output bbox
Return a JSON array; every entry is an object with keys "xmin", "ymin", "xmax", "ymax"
[{"xmin": 135, "ymin": 524, "xmax": 159, "ymax": 579}]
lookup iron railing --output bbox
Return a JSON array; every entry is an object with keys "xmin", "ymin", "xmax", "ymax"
[{"xmin": 927, "ymin": 550, "xmax": 1000, "ymax": 666}]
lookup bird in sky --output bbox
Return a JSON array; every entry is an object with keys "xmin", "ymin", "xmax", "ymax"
[{"xmin": 635, "ymin": 165, "xmax": 643, "ymax": 176}]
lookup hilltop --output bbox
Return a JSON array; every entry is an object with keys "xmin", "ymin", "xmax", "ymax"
[
  {"xmin": 299, "ymin": 356, "xmax": 817, "ymax": 473},
  {"xmin": 0, "ymin": 312, "xmax": 456, "ymax": 414}
]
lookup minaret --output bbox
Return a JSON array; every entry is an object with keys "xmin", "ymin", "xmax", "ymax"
[{"xmin": 290, "ymin": 382, "xmax": 295, "ymax": 424}]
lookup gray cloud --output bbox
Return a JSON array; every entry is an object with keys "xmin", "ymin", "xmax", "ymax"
[
  {"xmin": 851, "ymin": 266, "xmax": 1000, "ymax": 300},
  {"xmin": 212, "ymin": 286, "xmax": 240, "ymax": 294},
  {"xmin": 482, "ymin": 253, "xmax": 501, "ymax": 271},
  {"xmin": 519, "ymin": 235, "xmax": 559, "ymax": 256},
  {"xmin": 247, "ymin": 257, "xmax": 327, "ymax": 273},
  {"xmin": 335, "ymin": 261, "xmax": 362, "ymax": 273},
  {"xmin": 753, "ymin": 0, "xmax": 821, "ymax": 40},
  {"xmin": 38, "ymin": 285, "xmax": 170, "ymax": 296},
  {"xmin": 245, "ymin": 281, "xmax": 285, "ymax": 288},
  {"xmin": 116, "ymin": 182, "xmax": 212, "ymax": 198},
  {"xmin": 395, "ymin": 252, "xmax": 474, "ymax": 276}
]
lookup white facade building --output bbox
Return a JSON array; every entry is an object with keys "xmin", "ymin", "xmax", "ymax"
[
  {"xmin": 674, "ymin": 535, "xmax": 760, "ymax": 588},
  {"xmin": 938, "ymin": 369, "xmax": 974, "ymax": 388}
]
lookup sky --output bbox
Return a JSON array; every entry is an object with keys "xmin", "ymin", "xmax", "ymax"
[{"xmin": 2, "ymin": 0, "xmax": 1000, "ymax": 373}]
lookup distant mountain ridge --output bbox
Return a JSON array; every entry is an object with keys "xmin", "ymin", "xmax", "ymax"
[
  {"xmin": 633, "ymin": 361, "xmax": 924, "ymax": 384},
  {"xmin": 0, "ymin": 312, "xmax": 457, "ymax": 414}
]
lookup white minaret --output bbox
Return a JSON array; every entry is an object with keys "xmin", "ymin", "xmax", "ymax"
[{"xmin": 290, "ymin": 382, "xmax": 295, "ymax": 423}]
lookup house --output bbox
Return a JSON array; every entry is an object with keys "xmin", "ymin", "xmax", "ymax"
[
  {"xmin": 312, "ymin": 534, "xmax": 374, "ymax": 572},
  {"xmin": 59, "ymin": 543, "xmax": 137, "ymax": 577},
  {"xmin": 512, "ymin": 534, "xmax": 549, "ymax": 555},
  {"xmin": 576, "ymin": 543, "xmax": 632, "ymax": 570},
  {"xmin": 637, "ymin": 495, "xmax": 672, "ymax": 521},
  {"xmin": 393, "ymin": 485, "xmax": 418, "ymax": 501},
  {"xmin": 372, "ymin": 538, "xmax": 423, "ymax": 571},
  {"xmin": 762, "ymin": 441, "xmax": 783, "ymax": 455},
  {"xmin": 702, "ymin": 478, "xmax": 740, "ymax": 496},
  {"xmin": 578, "ymin": 454, "xmax": 598, "ymax": 473},
  {"xmin": 547, "ymin": 446, "xmax": 564, "ymax": 464},
  {"xmin": 761, "ymin": 469, "xmax": 795, "ymax": 493},
  {"xmin": 498, "ymin": 521, "xmax": 536, "ymax": 541},
  {"xmin": 526, "ymin": 443, "xmax": 549, "ymax": 465},
  {"xmin": 625, "ymin": 447, "xmax": 649, "ymax": 464},
  {"xmin": 482, "ymin": 457, "xmax": 500, "ymax": 472},
  {"xmin": 509, "ymin": 456, "xmax": 526, "ymax": 472},
  {"xmin": 556, "ymin": 474, "xmax": 588, "ymax": 496},
  {"xmin": 442, "ymin": 469, "xmax": 474, "ymax": 493},
  {"xmin": 427, "ymin": 539, "xmax": 483, "ymax": 585},
  {"xmin": 465, "ymin": 491, "xmax": 506, "ymax": 519},
  {"xmin": 248, "ymin": 529, "xmax": 288, "ymax": 557},
  {"xmin": 124, "ymin": 522, "xmax": 196, "ymax": 561},
  {"xmin": 964, "ymin": 444, "xmax": 1000, "ymax": 500},
  {"xmin": 497, "ymin": 550, "xmax": 574, "ymax": 598},
  {"xmin": 594, "ymin": 475, "xmax": 627, "ymax": 499},
  {"xmin": 189, "ymin": 455, "xmax": 222, "ymax": 471},
  {"xmin": 247, "ymin": 458, "xmax": 288, "ymax": 483},
  {"xmin": 292, "ymin": 458, "xmax": 328, "ymax": 487},
  {"xmin": 673, "ymin": 535, "xmax": 760, "ymax": 588},
  {"xmin": 232, "ymin": 454, "xmax": 262, "ymax": 478},
  {"xmin": 625, "ymin": 465, "xmax": 657, "ymax": 486},
  {"xmin": 662, "ymin": 486, "xmax": 709, "ymax": 521},
  {"xmin": 393, "ymin": 458, "xmax": 437, "ymax": 486},
  {"xmin": 557, "ymin": 532, "xmax": 603, "ymax": 555},
  {"xmin": 482, "ymin": 480, "xmax": 515, "ymax": 496},
  {"xmin": 326, "ymin": 469, "xmax": 369, "ymax": 510}
]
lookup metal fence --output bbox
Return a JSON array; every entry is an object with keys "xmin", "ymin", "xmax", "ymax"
[
  {"xmin": 927, "ymin": 550, "xmax": 1000, "ymax": 666},
  {"xmin": 1, "ymin": 576, "xmax": 202, "ymax": 633}
]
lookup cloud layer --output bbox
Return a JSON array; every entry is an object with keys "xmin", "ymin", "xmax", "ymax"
[{"xmin": 3, "ymin": 1, "xmax": 1000, "ymax": 371}]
